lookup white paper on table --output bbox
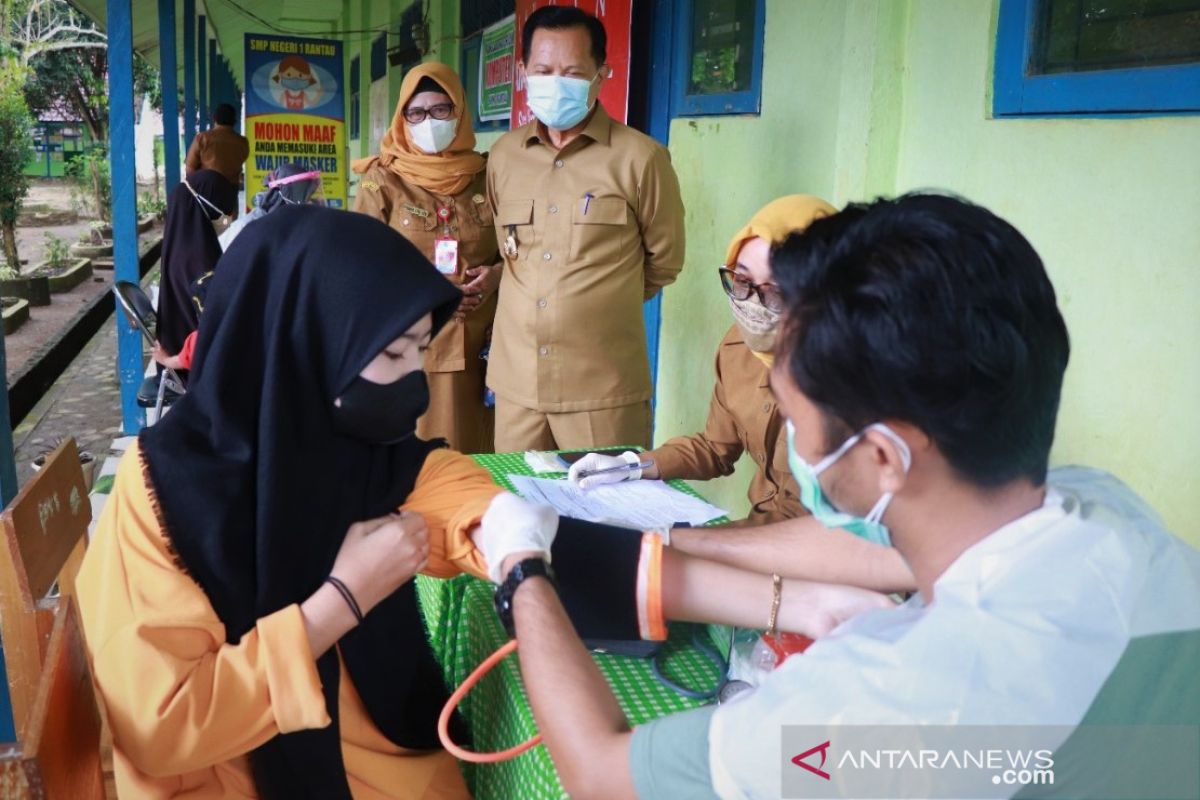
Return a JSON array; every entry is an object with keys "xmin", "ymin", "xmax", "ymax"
[
  {"xmin": 506, "ymin": 474, "xmax": 727, "ymax": 530},
  {"xmin": 523, "ymin": 450, "xmax": 567, "ymax": 474}
]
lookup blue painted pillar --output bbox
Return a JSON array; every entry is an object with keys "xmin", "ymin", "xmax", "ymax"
[
  {"xmin": 107, "ymin": 0, "xmax": 145, "ymax": 434},
  {"xmin": 208, "ymin": 39, "xmax": 222, "ymax": 109},
  {"xmin": 158, "ymin": 0, "xmax": 181, "ymax": 193},
  {"xmin": 183, "ymin": 0, "xmax": 196, "ymax": 149},
  {"xmin": 197, "ymin": 16, "xmax": 208, "ymax": 131}
]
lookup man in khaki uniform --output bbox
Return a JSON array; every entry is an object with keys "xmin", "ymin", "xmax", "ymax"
[
  {"xmin": 185, "ymin": 103, "xmax": 250, "ymax": 186},
  {"xmin": 486, "ymin": 6, "xmax": 685, "ymax": 452}
]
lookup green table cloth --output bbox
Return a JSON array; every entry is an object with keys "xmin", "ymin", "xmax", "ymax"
[{"xmin": 415, "ymin": 451, "xmax": 729, "ymax": 800}]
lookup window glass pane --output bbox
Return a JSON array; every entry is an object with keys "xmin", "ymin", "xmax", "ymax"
[
  {"xmin": 688, "ymin": 0, "xmax": 756, "ymax": 96},
  {"xmin": 460, "ymin": 0, "xmax": 514, "ymax": 38},
  {"xmin": 1035, "ymin": 0, "xmax": 1200, "ymax": 74}
]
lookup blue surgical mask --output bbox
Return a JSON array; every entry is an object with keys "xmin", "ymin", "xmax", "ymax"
[
  {"xmin": 525, "ymin": 73, "xmax": 598, "ymax": 130},
  {"xmin": 785, "ymin": 420, "xmax": 911, "ymax": 547},
  {"xmin": 281, "ymin": 77, "xmax": 309, "ymax": 91}
]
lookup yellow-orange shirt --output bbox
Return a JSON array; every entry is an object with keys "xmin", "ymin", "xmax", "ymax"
[{"xmin": 76, "ymin": 442, "xmax": 501, "ymax": 799}]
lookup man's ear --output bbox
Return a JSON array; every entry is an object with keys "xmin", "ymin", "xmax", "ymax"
[{"xmin": 863, "ymin": 426, "xmax": 913, "ymax": 496}]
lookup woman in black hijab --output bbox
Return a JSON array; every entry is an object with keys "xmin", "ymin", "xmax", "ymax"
[
  {"xmin": 157, "ymin": 168, "xmax": 237, "ymax": 357},
  {"xmin": 76, "ymin": 206, "xmax": 536, "ymax": 799}
]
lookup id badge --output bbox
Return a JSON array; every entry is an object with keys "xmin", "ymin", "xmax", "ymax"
[{"xmin": 434, "ymin": 237, "xmax": 459, "ymax": 275}]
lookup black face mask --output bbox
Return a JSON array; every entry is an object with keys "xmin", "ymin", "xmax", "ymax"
[{"xmin": 332, "ymin": 369, "xmax": 430, "ymax": 444}]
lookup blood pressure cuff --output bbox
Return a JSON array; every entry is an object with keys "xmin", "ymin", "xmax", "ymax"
[{"xmin": 549, "ymin": 517, "xmax": 667, "ymax": 657}]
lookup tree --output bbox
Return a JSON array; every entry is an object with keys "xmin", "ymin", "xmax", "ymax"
[
  {"xmin": 0, "ymin": 61, "xmax": 34, "ymax": 272},
  {"xmin": 9, "ymin": 0, "xmax": 104, "ymax": 68}
]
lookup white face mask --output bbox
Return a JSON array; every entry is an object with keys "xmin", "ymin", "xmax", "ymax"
[
  {"xmin": 184, "ymin": 179, "xmax": 233, "ymax": 234},
  {"xmin": 525, "ymin": 74, "xmax": 598, "ymax": 131},
  {"xmin": 408, "ymin": 117, "xmax": 458, "ymax": 154}
]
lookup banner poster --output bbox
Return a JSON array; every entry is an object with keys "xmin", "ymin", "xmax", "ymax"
[
  {"xmin": 244, "ymin": 34, "xmax": 347, "ymax": 209},
  {"xmin": 511, "ymin": 0, "xmax": 633, "ymax": 127},
  {"xmin": 479, "ymin": 15, "xmax": 516, "ymax": 121}
]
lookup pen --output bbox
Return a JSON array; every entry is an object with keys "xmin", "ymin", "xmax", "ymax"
[
  {"xmin": 583, "ymin": 192, "xmax": 594, "ymax": 214},
  {"xmin": 576, "ymin": 459, "xmax": 655, "ymax": 481}
]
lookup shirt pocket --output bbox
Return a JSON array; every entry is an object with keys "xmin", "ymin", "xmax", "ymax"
[
  {"xmin": 570, "ymin": 196, "xmax": 628, "ymax": 266},
  {"xmin": 392, "ymin": 202, "xmax": 436, "ymax": 234},
  {"xmin": 496, "ymin": 199, "xmax": 534, "ymax": 262},
  {"xmin": 465, "ymin": 194, "xmax": 494, "ymax": 232}
]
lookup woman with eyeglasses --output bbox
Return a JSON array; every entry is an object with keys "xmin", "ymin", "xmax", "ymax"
[
  {"xmin": 569, "ymin": 196, "xmax": 836, "ymax": 525},
  {"xmin": 352, "ymin": 63, "xmax": 499, "ymax": 454}
]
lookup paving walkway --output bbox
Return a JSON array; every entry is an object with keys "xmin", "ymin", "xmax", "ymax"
[{"xmin": 10, "ymin": 293, "xmax": 146, "ymax": 489}]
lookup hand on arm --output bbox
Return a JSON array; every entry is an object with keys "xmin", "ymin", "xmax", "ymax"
[
  {"xmin": 302, "ymin": 512, "xmax": 430, "ymax": 657},
  {"xmin": 471, "ymin": 492, "xmax": 558, "ymax": 583}
]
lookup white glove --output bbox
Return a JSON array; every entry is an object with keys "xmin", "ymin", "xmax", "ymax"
[
  {"xmin": 567, "ymin": 451, "xmax": 643, "ymax": 490},
  {"xmin": 473, "ymin": 492, "xmax": 560, "ymax": 583}
]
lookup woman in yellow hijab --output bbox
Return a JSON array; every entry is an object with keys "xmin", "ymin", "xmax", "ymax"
[
  {"xmin": 569, "ymin": 195, "xmax": 836, "ymax": 525},
  {"xmin": 353, "ymin": 62, "xmax": 499, "ymax": 453}
]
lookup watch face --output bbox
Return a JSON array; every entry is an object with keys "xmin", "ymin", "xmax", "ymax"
[{"xmin": 718, "ymin": 679, "xmax": 754, "ymax": 704}]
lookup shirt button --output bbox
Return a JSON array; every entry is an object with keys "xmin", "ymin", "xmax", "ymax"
[
  {"xmin": 539, "ymin": 346, "xmax": 549, "ymax": 356},
  {"xmin": 538, "ymin": 299, "xmax": 548, "ymax": 308},
  {"xmin": 554, "ymin": 159, "xmax": 564, "ymax": 168},
  {"xmin": 542, "ymin": 252, "xmax": 552, "ymax": 261},
  {"xmin": 549, "ymin": 205, "xmax": 558, "ymax": 214}
]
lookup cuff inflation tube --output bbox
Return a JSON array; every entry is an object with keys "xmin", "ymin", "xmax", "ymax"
[{"xmin": 437, "ymin": 639, "xmax": 543, "ymax": 762}]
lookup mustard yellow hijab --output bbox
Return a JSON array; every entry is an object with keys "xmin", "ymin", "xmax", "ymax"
[
  {"xmin": 724, "ymin": 194, "xmax": 837, "ymax": 267},
  {"xmin": 725, "ymin": 195, "xmax": 836, "ymax": 366},
  {"xmin": 350, "ymin": 62, "xmax": 485, "ymax": 196}
]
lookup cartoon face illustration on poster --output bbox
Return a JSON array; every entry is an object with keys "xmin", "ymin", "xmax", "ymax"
[{"xmin": 270, "ymin": 56, "xmax": 324, "ymax": 110}]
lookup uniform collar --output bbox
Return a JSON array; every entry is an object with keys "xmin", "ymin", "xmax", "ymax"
[
  {"xmin": 522, "ymin": 104, "xmax": 613, "ymax": 149},
  {"xmin": 724, "ymin": 326, "xmax": 774, "ymax": 389}
]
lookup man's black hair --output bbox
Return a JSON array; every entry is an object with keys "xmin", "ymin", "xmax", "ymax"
[
  {"xmin": 522, "ymin": 5, "xmax": 607, "ymax": 66},
  {"xmin": 773, "ymin": 192, "xmax": 1070, "ymax": 487},
  {"xmin": 212, "ymin": 103, "xmax": 237, "ymax": 126}
]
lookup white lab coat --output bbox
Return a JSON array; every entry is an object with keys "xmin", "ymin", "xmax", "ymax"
[{"xmin": 708, "ymin": 466, "xmax": 1200, "ymax": 800}]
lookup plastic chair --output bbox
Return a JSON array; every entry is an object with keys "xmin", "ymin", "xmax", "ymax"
[{"xmin": 112, "ymin": 281, "xmax": 185, "ymax": 419}]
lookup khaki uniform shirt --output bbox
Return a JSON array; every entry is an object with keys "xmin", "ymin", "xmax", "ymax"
[
  {"xmin": 651, "ymin": 326, "xmax": 804, "ymax": 525},
  {"xmin": 185, "ymin": 125, "xmax": 250, "ymax": 185},
  {"xmin": 353, "ymin": 165, "xmax": 498, "ymax": 372},
  {"xmin": 486, "ymin": 106, "xmax": 685, "ymax": 412}
]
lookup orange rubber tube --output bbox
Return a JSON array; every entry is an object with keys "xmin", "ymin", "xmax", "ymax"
[{"xmin": 437, "ymin": 639, "xmax": 543, "ymax": 762}]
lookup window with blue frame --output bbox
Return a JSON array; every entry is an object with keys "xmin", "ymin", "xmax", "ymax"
[
  {"xmin": 673, "ymin": 0, "xmax": 765, "ymax": 116},
  {"xmin": 994, "ymin": 0, "xmax": 1200, "ymax": 115}
]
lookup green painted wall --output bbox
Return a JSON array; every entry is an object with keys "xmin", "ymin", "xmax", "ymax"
[
  {"xmin": 894, "ymin": 0, "xmax": 1200, "ymax": 541},
  {"xmin": 656, "ymin": 0, "xmax": 1200, "ymax": 542}
]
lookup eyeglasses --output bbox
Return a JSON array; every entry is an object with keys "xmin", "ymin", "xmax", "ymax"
[
  {"xmin": 718, "ymin": 267, "xmax": 785, "ymax": 313},
  {"xmin": 404, "ymin": 103, "xmax": 455, "ymax": 124}
]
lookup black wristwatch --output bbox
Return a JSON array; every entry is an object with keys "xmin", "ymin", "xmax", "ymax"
[{"xmin": 494, "ymin": 557, "xmax": 556, "ymax": 637}]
